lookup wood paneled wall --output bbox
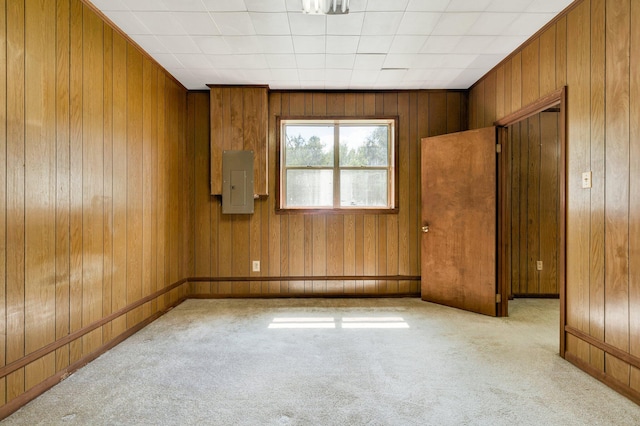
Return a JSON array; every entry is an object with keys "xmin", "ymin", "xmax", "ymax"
[
  {"xmin": 509, "ymin": 112, "xmax": 560, "ymax": 296},
  {"xmin": 0, "ymin": 0, "xmax": 191, "ymax": 415},
  {"xmin": 188, "ymin": 90, "xmax": 468, "ymax": 296},
  {"xmin": 469, "ymin": 0, "xmax": 640, "ymax": 403}
]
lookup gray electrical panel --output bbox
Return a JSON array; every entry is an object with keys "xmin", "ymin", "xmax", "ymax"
[{"xmin": 222, "ymin": 150, "xmax": 254, "ymax": 214}]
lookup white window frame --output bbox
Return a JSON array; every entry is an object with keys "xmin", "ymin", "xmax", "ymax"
[{"xmin": 277, "ymin": 117, "xmax": 398, "ymax": 213}]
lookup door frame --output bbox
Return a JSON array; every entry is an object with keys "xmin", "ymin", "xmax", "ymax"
[{"xmin": 494, "ymin": 87, "xmax": 567, "ymax": 357}]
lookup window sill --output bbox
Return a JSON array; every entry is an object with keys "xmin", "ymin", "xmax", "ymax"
[{"xmin": 275, "ymin": 207, "xmax": 399, "ymax": 215}]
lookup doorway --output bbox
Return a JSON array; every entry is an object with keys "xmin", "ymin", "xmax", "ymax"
[{"xmin": 495, "ymin": 87, "xmax": 567, "ymax": 356}]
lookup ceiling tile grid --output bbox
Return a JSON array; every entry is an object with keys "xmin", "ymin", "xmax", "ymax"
[{"xmin": 91, "ymin": 0, "xmax": 574, "ymax": 90}]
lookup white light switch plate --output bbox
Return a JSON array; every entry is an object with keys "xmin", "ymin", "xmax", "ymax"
[
  {"xmin": 536, "ymin": 260, "xmax": 543, "ymax": 271},
  {"xmin": 252, "ymin": 260, "xmax": 260, "ymax": 272},
  {"xmin": 582, "ymin": 171, "xmax": 592, "ymax": 189}
]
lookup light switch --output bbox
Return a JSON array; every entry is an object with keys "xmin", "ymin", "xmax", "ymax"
[
  {"xmin": 536, "ymin": 261, "xmax": 543, "ymax": 271},
  {"xmin": 581, "ymin": 171, "xmax": 592, "ymax": 189}
]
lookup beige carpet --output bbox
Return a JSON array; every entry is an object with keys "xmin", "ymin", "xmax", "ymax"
[{"xmin": 2, "ymin": 298, "xmax": 639, "ymax": 425}]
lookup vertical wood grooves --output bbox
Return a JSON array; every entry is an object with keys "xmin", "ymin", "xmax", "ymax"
[
  {"xmin": 0, "ymin": 0, "xmax": 190, "ymax": 412},
  {"xmin": 189, "ymin": 90, "xmax": 467, "ymax": 297},
  {"xmin": 470, "ymin": 0, "xmax": 640, "ymax": 403}
]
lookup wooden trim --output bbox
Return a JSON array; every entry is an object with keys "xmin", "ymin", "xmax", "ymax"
[
  {"xmin": 0, "ymin": 279, "xmax": 188, "ymax": 378},
  {"xmin": 275, "ymin": 116, "xmax": 400, "ymax": 212},
  {"xmin": 564, "ymin": 352, "xmax": 640, "ymax": 406},
  {"xmin": 188, "ymin": 275, "xmax": 420, "ymax": 282},
  {"xmin": 190, "ymin": 293, "xmax": 421, "ymax": 299},
  {"xmin": 206, "ymin": 84, "xmax": 270, "ymax": 90},
  {"xmin": 0, "ymin": 297, "xmax": 187, "ymax": 421},
  {"xmin": 558, "ymin": 87, "xmax": 567, "ymax": 357},
  {"xmin": 565, "ymin": 326, "xmax": 640, "ymax": 371},
  {"xmin": 495, "ymin": 88, "xmax": 564, "ymax": 126},
  {"xmin": 512, "ymin": 294, "xmax": 560, "ymax": 299},
  {"xmin": 268, "ymin": 89, "xmax": 467, "ymax": 94},
  {"xmin": 497, "ymin": 126, "xmax": 509, "ymax": 317},
  {"xmin": 79, "ymin": 0, "xmax": 186, "ymax": 91},
  {"xmin": 470, "ymin": 0, "xmax": 584, "ymax": 92}
]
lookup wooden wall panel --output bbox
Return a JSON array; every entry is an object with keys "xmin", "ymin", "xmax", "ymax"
[
  {"xmin": 508, "ymin": 113, "xmax": 560, "ymax": 296},
  {"xmin": 188, "ymin": 90, "xmax": 467, "ymax": 296},
  {"xmin": 24, "ymin": 0, "xmax": 57, "ymax": 391},
  {"xmin": 0, "ymin": 0, "xmax": 190, "ymax": 416},
  {"xmin": 469, "ymin": 0, "xmax": 640, "ymax": 404},
  {"xmin": 0, "ymin": 0, "xmax": 7, "ymax": 406}
]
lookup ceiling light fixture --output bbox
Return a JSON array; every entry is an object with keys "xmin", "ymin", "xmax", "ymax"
[{"xmin": 302, "ymin": 0, "xmax": 349, "ymax": 15}]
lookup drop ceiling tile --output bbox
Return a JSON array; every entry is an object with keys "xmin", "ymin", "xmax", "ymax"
[
  {"xmin": 377, "ymin": 69, "xmax": 407, "ymax": 83},
  {"xmin": 222, "ymin": 36, "xmax": 261, "ymax": 53},
  {"xmin": 325, "ymin": 69, "xmax": 352, "ymax": 81},
  {"xmin": 131, "ymin": 35, "xmax": 169, "ymax": 53},
  {"xmin": 250, "ymin": 12, "xmax": 291, "ymax": 35},
  {"xmin": 215, "ymin": 69, "xmax": 248, "ymax": 82},
  {"xmin": 256, "ymin": 36, "xmax": 296, "ymax": 53},
  {"xmin": 353, "ymin": 54, "xmax": 386, "ymax": 69},
  {"xmin": 202, "ymin": 0, "xmax": 247, "ymax": 12},
  {"xmin": 446, "ymin": 0, "xmax": 492, "ymax": 12},
  {"xmin": 284, "ymin": 0, "xmax": 302, "ymax": 11},
  {"xmin": 156, "ymin": 35, "xmax": 201, "ymax": 53},
  {"xmin": 346, "ymin": 0, "xmax": 368, "ymax": 13},
  {"xmin": 382, "ymin": 54, "xmax": 414, "ymax": 69},
  {"xmin": 207, "ymin": 54, "xmax": 263, "ymax": 68},
  {"xmin": 241, "ymin": 69, "xmax": 272, "ymax": 82},
  {"xmin": 396, "ymin": 12, "xmax": 441, "ymax": 35},
  {"xmin": 388, "ymin": 35, "xmax": 428, "ymax": 54},
  {"xmin": 210, "ymin": 12, "xmax": 256, "ymax": 35},
  {"xmin": 366, "ymin": 0, "xmax": 409, "ymax": 12},
  {"xmin": 266, "ymin": 54, "xmax": 298, "ymax": 68},
  {"xmin": 288, "ymin": 13, "xmax": 326, "ymax": 35},
  {"xmin": 299, "ymin": 69, "xmax": 325, "ymax": 81},
  {"xmin": 161, "ymin": 0, "xmax": 206, "ymax": 11},
  {"xmin": 293, "ymin": 36, "xmax": 326, "ymax": 54},
  {"xmin": 295, "ymin": 54, "xmax": 326, "ymax": 69},
  {"xmin": 134, "ymin": 11, "xmax": 186, "ymax": 35},
  {"xmin": 90, "ymin": 0, "xmax": 128, "ymax": 11},
  {"xmin": 440, "ymin": 54, "xmax": 478, "ymax": 68},
  {"xmin": 173, "ymin": 12, "xmax": 220, "ymax": 36},
  {"xmin": 350, "ymin": 69, "xmax": 380, "ymax": 84},
  {"xmin": 153, "ymin": 53, "xmax": 184, "ymax": 68},
  {"xmin": 325, "ymin": 36, "xmax": 359, "ymax": 54},
  {"xmin": 124, "ymin": 0, "xmax": 168, "ymax": 11},
  {"xmin": 486, "ymin": 0, "xmax": 533, "ymax": 13},
  {"xmin": 468, "ymin": 12, "xmax": 519, "ymax": 36},
  {"xmin": 193, "ymin": 36, "xmax": 232, "ymax": 54},
  {"xmin": 420, "ymin": 36, "xmax": 461, "ymax": 53},
  {"xmin": 240, "ymin": 55, "xmax": 269, "ymax": 68},
  {"xmin": 326, "ymin": 54, "xmax": 355, "ymax": 69},
  {"xmin": 361, "ymin": 12, "xmax": 404, "ymax": 35},
  {"xmin": 504, "ymin": 13, "xmax": 556, "ymax": 36},
  {"xmin": 270, "ymin": 69, "xmax": 300, "ymax": 81},
  {"xmin": 468, "ymin": 54, "xmax": 504, "ymax": 69},
  {"xmin": 406, "ymin": 0, "xmax": 450, "ymax": 12},
  {"xmin": 174, "ymin": 53, "xmax": 212, "ymax": 68},
  {"xmin": 325, "ymin": 12, "xmax": 365, "ymax": 36},
  {"xmin": 526, "ymin": 0, "xmax": 573, "ymax": 13},
  {"xmin": 453, "ymin": 36, "xmax": 495, "ymax": 53},
  {"xmin": 357, "ymin": 36, "xmax": 394, "ymax": 54},
  {"xmin": 103, "ymin": 11, "xmax": 151, "ymax": 35},
  {"xmin": 245, "ymin": 0, "xmax": 288, "ymax": 12},
  {"xmin": 485, "ymin": 35, "xmax": 526, "ymax": 54},
  {"xmin": 430, "ymin": 12, "xmax": 480, "ymax": 36}
]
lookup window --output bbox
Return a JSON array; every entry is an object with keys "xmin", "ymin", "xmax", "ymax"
[{"xmin": 278, "ymin": 118, "xmax": 397, "ymax": 212}]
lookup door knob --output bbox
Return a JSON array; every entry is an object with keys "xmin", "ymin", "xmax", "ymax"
[{"xmin": 422, "ymin": 224, "xmax": 429, "ymax": 233}]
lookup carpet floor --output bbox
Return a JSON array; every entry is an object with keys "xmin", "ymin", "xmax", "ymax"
[{"xmin": 2, "ymin": 298, "xmax": 639, "ymax": 425}]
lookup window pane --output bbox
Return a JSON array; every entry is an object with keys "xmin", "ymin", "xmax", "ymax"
[
  {"xmin": 284, "ymin": 125, "xmax": 334, "ymax": 167},
  {"xmin": 340, "ymin": 170, "xmax": 388, "ymax": 207},
  {"xmin": 339, "ymin": 125, "xmax": 388, "ymax": 167},
  {"xmin": 286, "ymin": 170, "xmax": 333, "ymax": 207}
]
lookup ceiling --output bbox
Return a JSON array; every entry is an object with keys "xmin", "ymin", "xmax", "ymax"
[{"xmin": 89, "ymin": 0, "xmax": 574, "ymax": 91}]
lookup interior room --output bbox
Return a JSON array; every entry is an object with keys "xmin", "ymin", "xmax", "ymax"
[{"xmin": 0, "ymin": 0, "xmax": 639, "ymax": 422}]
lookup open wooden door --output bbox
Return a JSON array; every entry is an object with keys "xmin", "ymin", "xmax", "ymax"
[{"xmin": 420, "ymin": 127, "xmax": 500, "ymax": 316}]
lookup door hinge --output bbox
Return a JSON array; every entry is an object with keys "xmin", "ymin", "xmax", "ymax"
[
  {"xmin": 496, "ymin": 144, "xmax": 502, "ymax": 153},
  {"xmin": 496, "ymin": 294, "xmax": 502, "ymax": 303}
]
